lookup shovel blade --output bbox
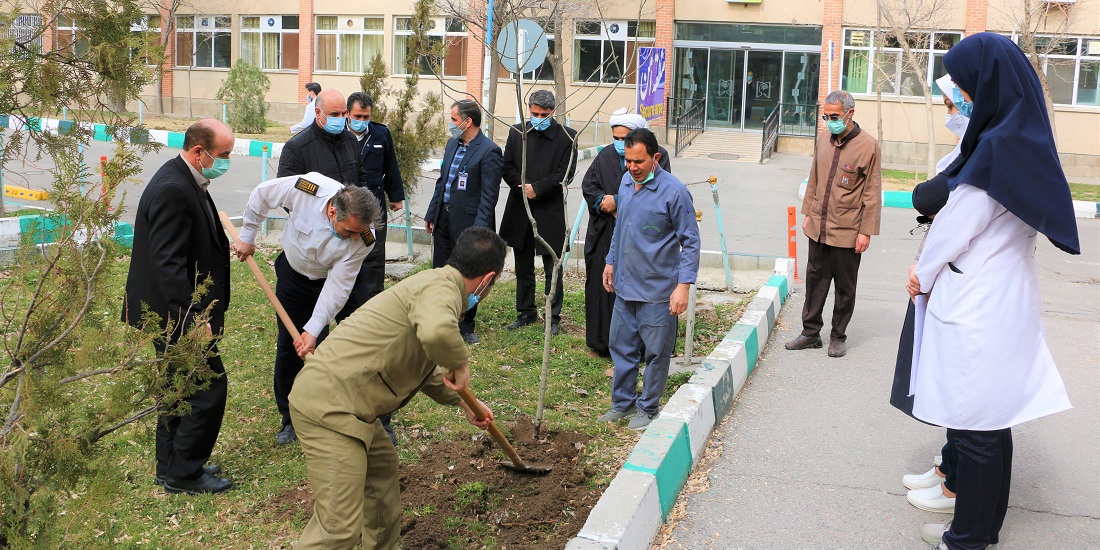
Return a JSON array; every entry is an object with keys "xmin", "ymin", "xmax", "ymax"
[{"xmin": 498, "ymin": 459, "xmax": 552, "ymax": 475}]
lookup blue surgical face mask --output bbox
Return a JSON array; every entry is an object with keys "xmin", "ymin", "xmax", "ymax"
[
  {"xmin": 348, "ymin": 118, "xmax": 369, "ymax": 133},
  {"xmin": 530, "ymin": 116, "xmax": 551, "ymax": 132},
  {"xmin": 827, "ymin": 110, "xmax": 851, "ymax": 135},
  {"xmin": 448, "ymin": 119, "xmax": 465, "ymax": 140},
  {"xmin": 632, "ymin": 170, "xmax": 655, "ymax": 185},
  {"xmin": 466, "ymin": 276, "xmax": 491, "ymax": 311},
  {"xmin": 747, "ymin": 75, "xmax": 753, "ymax": 83},
  {"xmin": 613, "ymin": 139, "xmax": 625, "ymax": 156},
  {"xmin": 952, "ymin": 87, "xmax": 973, "ymax": 118},
  {"xmin": 322, "ymin": 114, "xmax": 347, "ymax": 135},
  {"xmin": 201, "ymin": 150, "xmax": 230, "ymax": 180}
]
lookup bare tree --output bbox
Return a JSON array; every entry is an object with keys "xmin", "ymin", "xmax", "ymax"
[
  {"xmin": 877, "ymin": 0, "xmax": 953, "ymax": 175},
  {"xmin": 996, "ymin": 0, "xmax": 1084, "ymax": 142}
]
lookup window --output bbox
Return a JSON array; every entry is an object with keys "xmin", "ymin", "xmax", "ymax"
[
  {"xmin": 573, "ymin": 20, "xmax": 655, "ymax": 84},
  {"xmin": 175, "ymin": 15, "xmax": 231, "ymax": 68},
  {"xmin": 7, "ymin": 15, "xmax": 42, "ymax": 53},
  {"xmin": 131, "ymin": 16, "xmax": 160, "ymax": 65},
  {"xmin": 241, "ymin": 15, "xmax": 299, "ymax": 70},
  {"xmin": 498, "ymin": 19, "xmax": 555, "ymax": 82},
  {"xmin": 841, "ymin": 28, "xmax": 960, "ymax": 97},
  {"xmin": 1028, "ymin": 36, "xmax": 1100, "ymax": 107},
  {"xmin": 57, "ymin": 15, "xmax": 89, "ymax": 57},
  {"xmin": 394, "ymin": 16, "xmax": 467, "ymax": 77},
  {"xmin": 316, "ymin": 16, "xmax": 384, "ymax": 73}
]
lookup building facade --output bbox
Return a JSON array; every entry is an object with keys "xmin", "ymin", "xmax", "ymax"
[{"xmin": 19, "ymin": 0, "xmax": 1100, "ymax": 174}]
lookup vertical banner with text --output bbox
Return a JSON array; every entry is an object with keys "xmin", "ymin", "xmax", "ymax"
[{"xmin": 637, "ymin": 47, "xmax": 666, "ymax": 121}]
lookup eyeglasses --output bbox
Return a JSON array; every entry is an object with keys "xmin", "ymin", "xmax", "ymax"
[{"xmin": 821, "ymin": 113, "xmax": 847, "ymax": 122}]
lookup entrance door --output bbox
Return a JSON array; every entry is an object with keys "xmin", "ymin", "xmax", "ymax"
[
  {"xmin": 705, "ymin": 49, "xmax": 744, "ymax": 128},
  {"xmin": 743, "ymin": 50, "xmax": 783, "ymax": 131}
]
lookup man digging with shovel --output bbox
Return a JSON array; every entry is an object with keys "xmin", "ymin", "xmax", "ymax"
[{"xmin": 288, "ymin": 226, "xmax": 503, "ymax": 550}]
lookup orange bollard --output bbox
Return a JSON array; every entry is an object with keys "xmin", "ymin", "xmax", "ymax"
[{"xmin": 787, "ymin": 206, "xmax": 801, "ymax": 282}]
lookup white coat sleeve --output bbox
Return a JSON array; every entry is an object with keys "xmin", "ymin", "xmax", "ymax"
[
  {"xmin": 238, "ymin": 176, "xmax": 298, "ymax": 245},
  {"xmin": 289, "ymin": 101, "xmax": 315, "ymax": 134},
  {"xmin": 303, "ymin": 240, "xmax": 372, "ymax": 336},
  {"xmin": 914, "ymin": 184, "xmax": 1005, "ymax": 294}
]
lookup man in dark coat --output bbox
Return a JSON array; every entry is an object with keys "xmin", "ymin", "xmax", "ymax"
[
  {"xmin": 581, "ymin": 111, "xmax": 670, "ymax": 357},
  {"xmin": 340, "ymin": 91, "xmax": 405, "ymax": 318},
  {"xmin": 425, "ymin": 99, "xmax": 503, "ymax": 344},
  {"xmin": 278, "ymin": 88, "xmax": 360, "ymax": 185},
  {"xmin": 122, "ymin": 119, "xmax": 234, "ymax": 495},
  {"xmin": 499, "ymin": 90, "xmax": 578, "ymax": 335}
]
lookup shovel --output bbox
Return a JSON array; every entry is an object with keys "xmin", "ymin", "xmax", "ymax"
[
  {"xmin": 218, "ymin": 212, "xmax": 308, "ymax": 352},
  {"xmin": 456, "ymin": 387, "xmax": 551, "ymax": 475}
]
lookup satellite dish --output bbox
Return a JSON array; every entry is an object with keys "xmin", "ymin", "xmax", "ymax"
[{"xmin": 496, "ymin": 19, "xmax": 549, "ymax": 74}]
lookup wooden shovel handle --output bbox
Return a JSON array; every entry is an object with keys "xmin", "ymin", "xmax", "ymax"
[
  {"xmin": 455, "ymin": 386, "xmax": 529, "ymax": 469},
  {"xmin": 218, "ymin": 212, "xmax": 304, "ymax": 346}
]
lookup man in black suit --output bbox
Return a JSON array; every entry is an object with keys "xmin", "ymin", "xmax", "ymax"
[
  {"xmin": 425, "ymin": 99, "xmax": 503, "ymax": 344},
  {"xmin": 499, "ymin": 90, "xmax": 578, "ymax": 335},
  {"xmin": 340, "ymin": 91, "xmax": 405, "ymax": 317},
  {"xmin": 278, "ymin": 88, "xmax": 360, "ymax": 185},
  {"xmin": 122, "ymin": 119, "xmax": 235, "ymax": 495}
]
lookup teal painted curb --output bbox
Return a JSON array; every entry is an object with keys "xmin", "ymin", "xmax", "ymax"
[
  {"xmin": 12, "ymin": 214, "xmax": 132, "ymax": 248},
  {"xmin": 726, "ymin": 324, "xmax": 759, "ymax": 374},
  {"xmin": 623, "ymin": 418, "xmax": 693, "ymax": 520},
  {"xmin": 166, "ymin": 131, "xmax": 185, "ymax": 149},
  {"xmin": 765, "ymin": 274, "xmax": 789, "ymax": 303},
  {"xmin": 689, "ymin": 356, "xmax": 736, "ymax": 422},
  {"xmin": 249, "ymin": 140, "xmax": 273, "ymax": 157},
  {"xmin": 883, "ymin": 190, "xmax": 913, "ymax": 208}
]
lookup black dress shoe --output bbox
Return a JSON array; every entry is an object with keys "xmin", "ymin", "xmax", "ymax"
[
  {"xmin": 505, "ymin": 314, "xmax": 539, "ymax": 331},
  {"xmin": 784, "ymin": 334, "xmax": 823, "ymax": 350},
  {"xmin": 461, "ymin": 332, "xmax": 479, "ymax": 345},
  {"xmin": 155, "ymin": 464, "xmax": 222, "ymax": 486},
  {"xmin": 164, "ymin": 472, "xmax": 233, "ymax": 495},
  {"xmin": 276, "ymin": 424, "xmax": 297, "ymax": 445}
]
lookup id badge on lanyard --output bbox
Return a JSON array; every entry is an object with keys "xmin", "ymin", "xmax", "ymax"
[{"xmin": 457, "ymin": 172, "xmax": 468, "ymax": 191}]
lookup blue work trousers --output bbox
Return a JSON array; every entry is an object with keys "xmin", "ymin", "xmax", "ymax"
[{"xmin": 609, "ymin": 298, "xmax": 678, "ymax": 416}]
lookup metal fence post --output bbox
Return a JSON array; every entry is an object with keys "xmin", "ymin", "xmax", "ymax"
[
  {"xmin": 709, "ymin": 176, "xmax": 734, "ymax": 290},
  {"xmin": 403, "ymin": 200, "xmax": 414, "ymax": 258},
  {"xmin": 559, "ymin": 202, "xmax": 587, "ymax": 270}
]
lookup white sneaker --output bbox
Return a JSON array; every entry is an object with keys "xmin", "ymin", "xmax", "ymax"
[
  {"xmin": 934, "ymin": 455, "xmax": 942, "ymax": 467},
  {"xmin": 907, "ymin": 484, "xmax": 955, "ymax": 513},
  {"xmin": 904, "ymin": 467, "xmax": 946, "ymax": 490},
  {"xmin": 921, "ymin": 521, "xmax": 950, "ymax": 544}
]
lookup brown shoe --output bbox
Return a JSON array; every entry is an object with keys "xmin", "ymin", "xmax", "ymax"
[
  {"xmin": 828, "ymin": 339, "xmax": 847, "ymax": 357},
  {"xmin": 784, "ymin": 334, "xmax": 823, "ymax": 350}
]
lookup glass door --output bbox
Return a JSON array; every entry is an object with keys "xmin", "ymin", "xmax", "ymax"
[
  {"xmin": 673, "ymin": 47, "xmax": 709, "ymax": 121},
  {"xmin": 706, "ymin": 49, "xmax": 743, "ymax": 128},
  {"xmin": 743, "ymin": 50, "xmax": 783, "ymax": 131},
  {"xmin": 780, "ymin": 52, "xmax": 821, "ymax": 134}
]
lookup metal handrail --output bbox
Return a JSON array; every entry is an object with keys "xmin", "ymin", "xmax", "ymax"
[
  {"xmin": 669, "ymin": 97, "xmax": 706, "ymax": 157},
  {"xmin": 760, "ymin": 105, "xmax": 781, "ymax": 163}
]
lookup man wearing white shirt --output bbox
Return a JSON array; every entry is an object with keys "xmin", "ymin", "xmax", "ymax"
[
  {"xmin": 232, "ymin": 172, "xmax": 381, "ymax": 445},
  {"xmin": 289, "ymin": 82, "xmax": 321, "ymax": 135}
]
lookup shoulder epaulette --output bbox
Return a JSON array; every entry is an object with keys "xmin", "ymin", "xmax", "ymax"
[
  {"xmin": 294, "ymin": 177, "xmax": 319, "ymax": 195},
  {"xmin": 361, "ymin": 228, "xmax": 376, "ymax": 247}
]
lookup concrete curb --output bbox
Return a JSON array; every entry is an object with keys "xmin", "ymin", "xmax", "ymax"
[
  {"xmin": 568, "ymin": 257, "xmax": 795, "ymax": 549},
  {"xmin": 883, "ymin": 189, "xmax": 1099, "ymax": 219}
]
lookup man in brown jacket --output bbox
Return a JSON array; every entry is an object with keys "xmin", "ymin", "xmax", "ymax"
[
  {"xmin": 785, "ymin": 90, "xmax": 882, "ymax": 358},
  {"xmin": 288, "ymin": 226, "xmax": 503, "ymax": 549}
]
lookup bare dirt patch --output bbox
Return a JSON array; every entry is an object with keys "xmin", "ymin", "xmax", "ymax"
[{"xmin": 265, "ymin": 417, "xmax": 600, "ymax": 549}]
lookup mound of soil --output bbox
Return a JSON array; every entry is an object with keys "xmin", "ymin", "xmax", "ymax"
[
  {"xmin": 266, "ymin": 418, "xmax": 602, "ymax": 549},
  {"xmin": 400, "ymin": 417, "xmax": 600, "ymax": 549}
]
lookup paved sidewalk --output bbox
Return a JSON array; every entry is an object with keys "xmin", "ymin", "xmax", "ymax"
[{"xmin": 658, "ymin": 208, "xmax": 1100, "ymax": 549}]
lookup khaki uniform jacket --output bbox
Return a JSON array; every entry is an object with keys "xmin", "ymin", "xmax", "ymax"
[
  {"xmin": 289, "ymin": 266, "xmax": 468, "ymax": 443},
  {"xmin": 801, "ymin": 124, "xmax": 882, "ymax": 248}
]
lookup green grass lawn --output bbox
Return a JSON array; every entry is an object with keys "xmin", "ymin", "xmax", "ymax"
[
  {"xmin": 882, "ymin": 169, "xmax": 1098, "ymax": 201},
  {"xmin": 38, "ymin": 248, "xmax": 742, "ymax": 548}
]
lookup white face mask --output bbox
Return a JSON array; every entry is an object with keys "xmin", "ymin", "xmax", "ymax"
[{"xmin": 945, "ymin": 112, "xmax": 968, "ymax": 138}]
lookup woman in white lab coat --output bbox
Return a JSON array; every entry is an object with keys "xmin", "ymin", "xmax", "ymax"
[{"xmin": 906, "ymin": 33, "xmax": 1081, "ymax": 550}]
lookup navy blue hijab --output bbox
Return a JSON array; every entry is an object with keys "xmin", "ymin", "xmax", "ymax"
[{"xmin": 942, "ymin": 33, "xmax": 1080, "ymax": 254}]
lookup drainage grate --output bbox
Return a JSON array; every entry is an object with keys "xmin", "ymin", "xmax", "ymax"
[{"xmin": 708, "ymin": 153, "xmax": 740, "ymax": 160}]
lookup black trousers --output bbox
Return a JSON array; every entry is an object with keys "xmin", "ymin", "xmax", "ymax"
[
  {"xmin": 514, "ymin": 242, "xmax": 563, "ymax": 323},
  {"xmin": 274, "ymin": 253, "xmax": 330, "ymax": 427},
  {"xmin": 941, "ymin": 436, "xmax": 958, "ymax": 493},
  {"xmin": 801, "ymin": 238, "xmax": 861, "ymax": 341},
  {"xmin": 431, "ymin": 206, "xmax": 478, "ymax": 334},
  {"xmin": 943, "ymin": 428, "xmax": 1013, "ymax": 549},
  {"xmin": 155, "ymin": 341, "xmax": 227, "ymax": 481},
  {"xmin": 584, "ymin": 248, "xmax": 613, "ymax": 355},
  {"xmin": 338, "ymin": 222, "xmax": 387, "ymax": 322}
]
